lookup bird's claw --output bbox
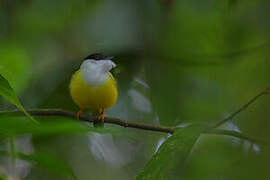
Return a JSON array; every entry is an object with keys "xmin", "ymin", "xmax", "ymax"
[{"xmin": 76, "ymin": 109, "xmax": 83, "ymax": 120}]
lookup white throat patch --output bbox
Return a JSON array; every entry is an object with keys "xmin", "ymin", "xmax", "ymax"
[{"xmin": 81, "ymin": 59, "xmax": 116, "ymax": 87}]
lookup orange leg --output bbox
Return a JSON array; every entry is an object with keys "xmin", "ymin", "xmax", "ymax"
[
  {"xmin": 99, "ymin": 108, "xmax": 105, "ymax": 124},
  {"xmin": 76, "ymin": 109, "xmax": 83, "ymax": 120}
]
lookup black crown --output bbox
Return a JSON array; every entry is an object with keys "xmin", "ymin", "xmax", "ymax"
[{"xmin": 84, "ymin": 53, "xmax": 113, "ymax": 60}]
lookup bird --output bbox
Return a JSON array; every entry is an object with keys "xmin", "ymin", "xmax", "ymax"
[{"xmin": 70, "ymin": 53, "xmax": 118, "ymax": 124}]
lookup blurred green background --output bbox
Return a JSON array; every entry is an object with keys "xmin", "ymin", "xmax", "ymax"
[{"xmin": 1, "ymin": 0, "xmax": 270, "ymax": 179}]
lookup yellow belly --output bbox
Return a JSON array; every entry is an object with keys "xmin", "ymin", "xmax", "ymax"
[{"xmin": 70, "ymin": 70, "xmax": 117, "ymax": 113}]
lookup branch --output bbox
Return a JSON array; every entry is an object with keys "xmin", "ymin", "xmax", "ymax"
[
  {"xmin": 212, "ymin": 87, "xmax": 270, "ymax": 128},
  {"xmin": 0, "ymin": 109, "xmax": 269, "ymax": 145},
  {"xmin": 206, "ymin": 129, "xmax": 270, "ymax": 146},
  {"xmin": 0, "ymin": 109, "xmax": 176, "ymax": 134}
]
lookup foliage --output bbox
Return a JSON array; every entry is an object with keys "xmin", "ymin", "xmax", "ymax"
[
  {"xmin": 0, "ymin": 74, "xmax": 37, "ymax": 123},
  {"xmin": 0, "ymin": 150, "xmax": 76, "ymax": 179},
  {"xmin": 1, "ymin": 0, "xmax": 270, "ymax": 179},
  {"xmin": 136, "ymin": 126, "xmax": 204, "ymax": 180}
]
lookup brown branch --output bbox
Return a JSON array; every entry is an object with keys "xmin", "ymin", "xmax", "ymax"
[
  {"xmin": 0, "ymin": 109, "xmax": 176, "ymax": 134},
  {"xmin": 0, "ymin": 109, "xmax": 269, "ymax": 145},
  {"xmin": 212, "ymin": 87, "xmax": 270, "ymax": 129}
]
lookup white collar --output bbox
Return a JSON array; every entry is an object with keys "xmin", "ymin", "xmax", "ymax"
[{"xmin": 81, "ymin": 59, "xmax": 116, "ymax": 86}]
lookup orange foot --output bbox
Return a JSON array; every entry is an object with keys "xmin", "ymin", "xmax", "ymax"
[
  {"xmin": 76, "ymin": 109, "xmax": 83, "ymax": 120},
  {"xmin": 99, "ymin": 108, "xmax": 105, "ymax": 124}
]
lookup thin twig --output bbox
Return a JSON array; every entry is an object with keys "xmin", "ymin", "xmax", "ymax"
[
  {"xmin": 212, "ymin": 87, "xmax": 270, "ymax": 129},
  {"xmin": 206, "ymin": 129, "xmax": 270, "ymax": 146},
  {"xmin": 0, "ymin": 109, "xmax": 269, "ymax": 145}
]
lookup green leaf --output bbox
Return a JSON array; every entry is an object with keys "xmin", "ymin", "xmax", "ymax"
[
  {"xmin": 0, "ymin": 173, "xmax": 7, "ymax": 180},
  {"xmin": 19, "ymin": 152, "xmax": 76, "ymax": 179},
  {"xmin": 136, "ymin": 125, "xmax": 205, "ymax": 180},
  {"xmin": 0, "ymin": 74, "xmax": 38, "ymax": 124},
  {"xmin": 0, "ymin": 115, "xmax": 114, "ymax": 136},
  {"xmin": 0, "ymin": 43, "xmax": 32, "ymax": 93},
  {"xmin": 9, "ymin": 137, "xmax": 16, "ymax": 164},
  {"xmin": 0, "ymin": 150, "xmax": 76, "ymax": 179}
]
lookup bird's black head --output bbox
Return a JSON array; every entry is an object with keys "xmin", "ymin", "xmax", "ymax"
[{"xmin": 84, "ymin": 53, "xmax": 114, "ymax": 60}]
